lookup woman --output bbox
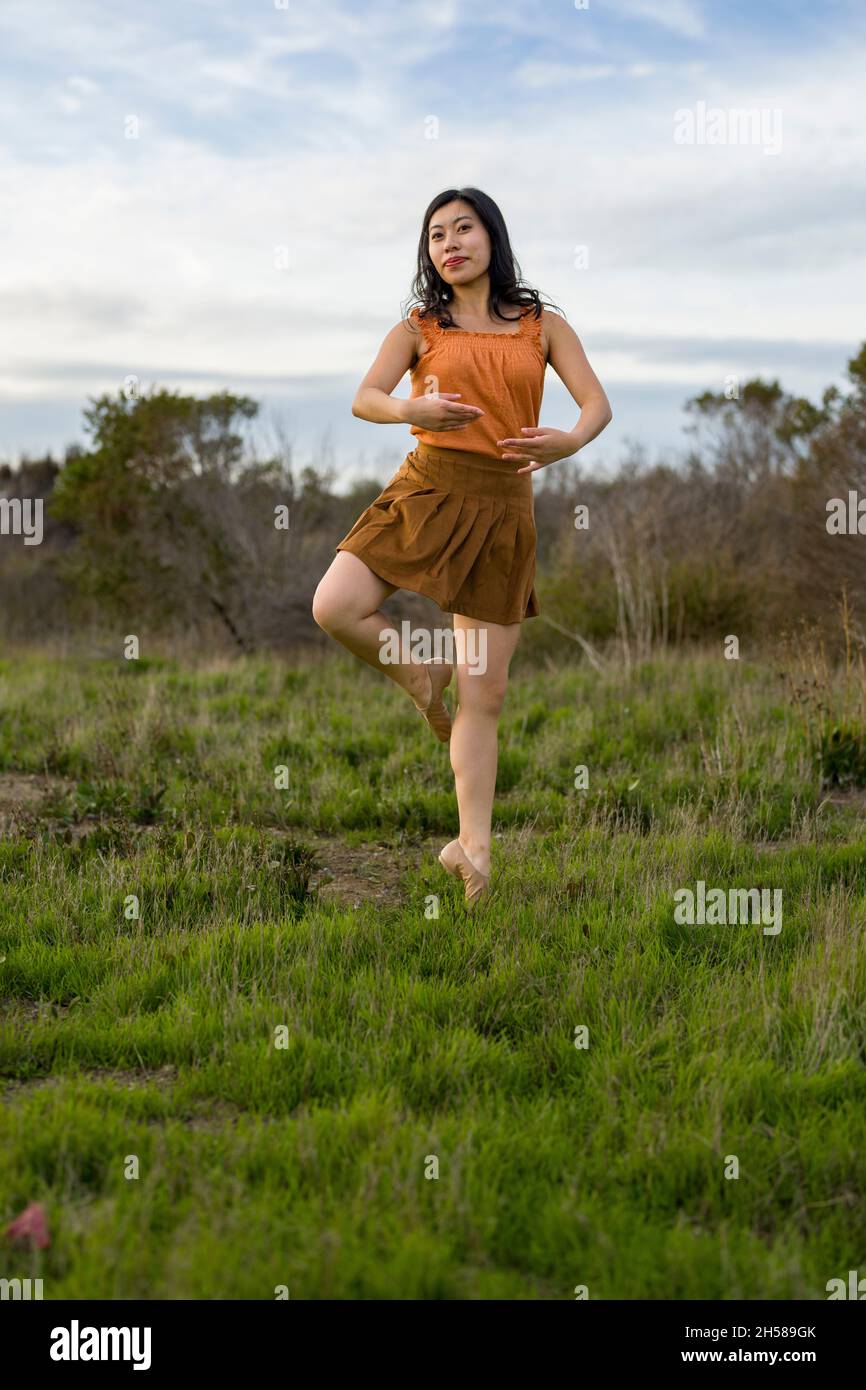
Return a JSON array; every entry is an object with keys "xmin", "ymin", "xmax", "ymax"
[{"xmin": 312, "ymin": 187, "xmax": 612, "ymax": 905}]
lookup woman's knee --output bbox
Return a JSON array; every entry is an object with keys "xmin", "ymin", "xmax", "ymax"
[
  {"xmin": 313, "ymin": 552, "xmax": 394, "ymax": 633},
  {"xmin": 458, "ymin": 671, "xmax": 509, "ymax": 716},
  {"xmin": 312, "ymin": 581, "xmax": 342, "ymax": 633}
]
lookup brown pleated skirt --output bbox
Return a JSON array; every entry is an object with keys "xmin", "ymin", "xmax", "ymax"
[{"xmin": 335, "ymin": 440, "xmax": 540, "ymax": 625}]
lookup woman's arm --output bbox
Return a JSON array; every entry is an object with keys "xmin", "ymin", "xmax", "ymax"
[
  {"xmin": 548, "ymin": 311, "xmax": 612, "ymax": 448},
  {"xmin": 351, "ymin": 320, "xmax": 485, "ymax": 431},
  {"xmin": 499, "ymin": 311, "xmax": 613, "ymax": 471},
  {"xmin": 351, "ymin": 321, "xmax": 416, "ymax": 423}
]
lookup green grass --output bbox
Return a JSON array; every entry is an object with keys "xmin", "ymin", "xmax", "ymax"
[{"xmin": 0, "ymin": 645, "xmax": 864, "ymax": 1298}]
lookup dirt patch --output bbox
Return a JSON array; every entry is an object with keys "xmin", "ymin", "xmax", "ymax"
[
  {"xmin": 0, "ymin": 771, "xmax": 74, "ymax": 834},
  {"xmin": 181, "ymin": 1099, "xmax": 246, "ymax": 1132},
  {"xmin": 0, "ymin": 790, "xmax": 469, "ymax": 909},
  {"xmin": 0, "ymin": 771, "xmax": 70, "ymax": 813},
  {"xmin": 83, "ymin": 1064, "xmax": 178, "ymax": 1090},
  {"xmin": 302, "ymin": 830, "xmax": 527, "ymax": 910},
  {"xmin": 0, "ymin": 997, "xmax": 70, "ymax": 1023},
  {"xmin": 308, "ymin": 836, "xmax": 410, "ymax": 909},
  {"xmin": 0, "ymin": 1071, "xmax": 246, "ymax": 1130},
  {"xmin": 306, "ymin": 834, "xmax": 447, "ymax": 910},
  {"xmin": 0, "ymin": 773, "xmax": 53, "ymax": 808},
  {"xmin": 820, "ymin": 787, "xmax": 866, "ymax": 813},
  {"xmin": 0, "ymin": 1064, "xmax": 179, "ymax": 1101}
]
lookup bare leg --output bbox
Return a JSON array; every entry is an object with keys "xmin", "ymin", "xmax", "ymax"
[
  {"xmin": 312, "ymin": 550, "xmax": 439, "ymax": 705},
  {"xmin": 448, "ymin": 614, "xmax": 522, "ymax": 877}
]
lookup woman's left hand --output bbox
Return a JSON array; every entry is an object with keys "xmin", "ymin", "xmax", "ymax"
[{"xmin": 496, "ymin": 427, "xmax": 578, "ymax": 472}]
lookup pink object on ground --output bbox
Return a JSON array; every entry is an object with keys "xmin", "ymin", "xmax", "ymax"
[{"xmin": 5, "ymin": 1201, "xmax": 50, "ymax": 1248}]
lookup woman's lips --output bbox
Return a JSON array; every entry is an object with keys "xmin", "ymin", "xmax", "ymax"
[{"xmin": 444, "ymin": 257, "xmax": 467, "ymax": 267}]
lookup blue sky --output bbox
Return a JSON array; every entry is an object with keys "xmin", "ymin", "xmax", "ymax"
[{"xmin": 1, "ymin": 0, "xmax": 864, "ymax": 485}]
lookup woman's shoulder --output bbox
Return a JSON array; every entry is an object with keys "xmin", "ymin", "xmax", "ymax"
[
  {"xmin": 526, "ymin": 303, "xmax": 560, "ymax": 328},
  {"xmin": 406, "ymin": 304, "xmax": 442, "ymax": 330},
  {"xmin": 405, "ymin": 304, "xmax": 441, "ymax": 360},
  {"xmin": 534, "ymin": 305, "xmax": 568, "ymax": 363},
  {"xmin": 518, "ymin": 302, "xmax": 555, "ymax": 362}
]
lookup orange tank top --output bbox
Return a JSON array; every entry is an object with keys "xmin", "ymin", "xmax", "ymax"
[{"xmin": 407, "ymin": 303, "xmax": 546, "ymax": 458}]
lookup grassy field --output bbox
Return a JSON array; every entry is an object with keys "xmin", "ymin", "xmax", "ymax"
[{"xmin": 0, "ymin": 643, "xmax": 864, "ymax": 1299}]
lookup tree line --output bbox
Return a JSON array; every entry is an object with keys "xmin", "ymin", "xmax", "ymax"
[{"xmin": 1, "ymin": 345, "xmax": 865, "ymax": 659}]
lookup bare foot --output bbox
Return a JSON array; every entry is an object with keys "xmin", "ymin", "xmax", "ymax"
[
  {"xmin": 403, "ymin": 662, "xmax": 432, "ymax": 706},
  {"xmin": 406, "ymin": 660, "xmax": 452, "ymax": 711},
  {"xmin": 460, "ymin": 839, "xmax": 490, "ymax": 877}
]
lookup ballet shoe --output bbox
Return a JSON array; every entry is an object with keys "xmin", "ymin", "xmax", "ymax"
[
  {"xmin": 438, "ymin": 837, "xmax": 490, "ymax": 905},
  {"xmin": 412, "ymin": 658, "xmax": 453, "ymax": 743}
]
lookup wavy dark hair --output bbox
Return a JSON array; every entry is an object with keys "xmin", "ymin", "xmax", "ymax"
[{"xmin": 404, "ymin": 187, "xmax": 562, "ymax": 330}]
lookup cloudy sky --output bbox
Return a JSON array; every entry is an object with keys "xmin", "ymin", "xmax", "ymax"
[{"xmin": 1, "ymin": 0, "xmax": 864, "ymax": 484}]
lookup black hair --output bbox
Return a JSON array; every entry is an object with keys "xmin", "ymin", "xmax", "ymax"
[{"xmin": 404, "ymin": 186, "xmax": 562, "ymax": 330}]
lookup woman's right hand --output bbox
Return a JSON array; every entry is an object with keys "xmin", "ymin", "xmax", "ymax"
[{"xmin": 403, "ymin": 392, "xmax": 484, "ymax": 432}]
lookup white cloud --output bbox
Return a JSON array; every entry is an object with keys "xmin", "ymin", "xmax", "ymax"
[
  {"xmin": 1, "ymin": 0, "xmax": 864, "ymax": 467},
  {"xmin": 68, "ymin": 75, "xmax": 99, "ymax": 94},
  {"xmin": 613, "ymin": 0, "xmax": 706, "ymax": 40},
  {"xmin": 517, "ymin": 61, "xmax": 618, "ymax": 87}
]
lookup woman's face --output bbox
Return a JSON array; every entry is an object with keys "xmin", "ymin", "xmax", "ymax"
[{"xmin": 427, "ymin": 200, "xmax": 491, "ymax": 286}]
